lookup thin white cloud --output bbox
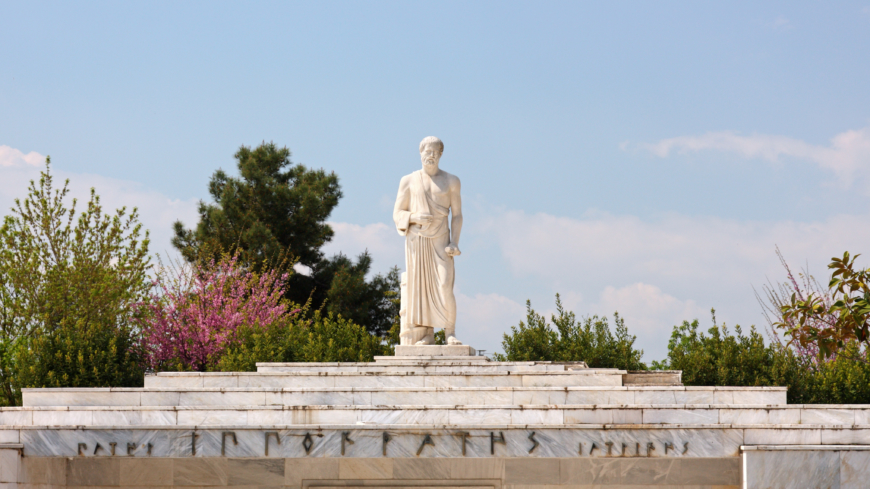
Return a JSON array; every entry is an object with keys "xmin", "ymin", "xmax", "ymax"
[
  {"xmin": 639, "ymin": 127, "xmax": 870, "ymax": 189},
  {"xmin": 0, "ymin": 145, "xmax": 44, "ymax": 167},
  {"xmin": 0, "ymin": 147, "xmax": 198, "ymax": 259},
  {"xmin": 772, "ymin": 16, "xmax": 793, "ymax": 30},
  {"xmin": 480, "ymin": 207, "xmax": 870, "ymax": 359}
]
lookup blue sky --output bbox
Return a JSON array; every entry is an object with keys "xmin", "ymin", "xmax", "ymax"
[{"xmin": 3, "ymin": 1, "xmax": 870, "ymax": 360}]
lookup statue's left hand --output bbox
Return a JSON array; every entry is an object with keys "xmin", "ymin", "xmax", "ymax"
[{"xmin": 445, "ymin": 244, "xmax": 461, "ymax": 257}]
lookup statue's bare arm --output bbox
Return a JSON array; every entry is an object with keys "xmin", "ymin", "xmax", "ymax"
[{"xmin": 446, "ymin": 175, "xmax": 462, "ymax": 257}]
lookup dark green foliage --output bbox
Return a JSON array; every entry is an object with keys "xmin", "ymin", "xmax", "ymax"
[
  {"xmin": 218, "ymin": 306, "xmax": 392, "ymax": 371},
  {"xmin": 492, "ymin": 295, "xmax": 646, "ymax": 370},
  {"xmin": 13, "ymin": 318, "xmax": 143, "ymax": 394},
  {"xmin": 172, "ymin": 142, "xmax": 399, "ymax": 336},
  {"xmin": 653, "ymin": 317, "xmax": 870, "ymax": 404},
  {"xmin": 651, "ymin": 319, "xmax": 804, "ymax": 392},
  {"xmin": 0, "ymin": 162, "xmax": 149, "ymax": 405},
  {"xmin": 172, "ymin": 142, "xmax": 341, "ymax": 271},
  {"xmin": 310, "ymin": 255, "xmax": 400, "ymax": 337}
]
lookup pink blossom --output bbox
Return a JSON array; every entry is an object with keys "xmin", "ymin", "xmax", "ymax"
[{"xmin": 137, "ymin": 255, "xmax": 291, "ymax": 371}]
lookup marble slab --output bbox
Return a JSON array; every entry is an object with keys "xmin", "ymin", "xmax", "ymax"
[
  {"xmin": 744, "ymin": 449, "xmax": 840, "ymax": 489},
  {"xmin": 17, "ymin": 427, "xmax": 744, "ymax": 458},
  {"xmin": 394, "ymin": 345, "xmax": 477, "ymax": 357}
]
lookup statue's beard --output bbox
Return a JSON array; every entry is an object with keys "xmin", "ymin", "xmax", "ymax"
[{"xmin": 423, "ymin": 159, "xmax": 437, "ymax": 167}]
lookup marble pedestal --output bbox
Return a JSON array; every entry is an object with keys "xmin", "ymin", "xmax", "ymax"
[
  {"xmin": 1, "ymin": 356, "xmax": 868, "ymax": 489},
  {"xmin": 394, "ymin": 344, "xmax": 477, "ymax": 357}
]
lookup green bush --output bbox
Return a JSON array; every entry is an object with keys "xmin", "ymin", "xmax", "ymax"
[
  {"xmin": 0, "ymin": 162, "xmax": 149, "ymax": 404},
  {"xmin": 492, "ymin": 295, "xmax": 646, "ymax": 370},
  {"xmin": 13, "ymin": 318, "xmax": 143, "ymax": 393},
  {"xmin": 218, "ymin": 307, "xmax": 391, "ymax": 371},
  {"xmin": 653, "ymin": 318, "xmax": 870, "ymax": 404}
]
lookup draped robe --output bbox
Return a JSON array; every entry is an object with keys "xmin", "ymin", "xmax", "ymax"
[{"xmin": 393, "ymin": 170, "xmax": 456, "ymax": 345}]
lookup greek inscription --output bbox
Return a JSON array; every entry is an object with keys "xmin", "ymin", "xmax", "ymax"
[
  {"xmin": 490, "ymin": 431, "xmax": 505, "ymax": 455},
  {"xmin": 67, "ymin": 431, "xmax": 691, "ymax": 459},
  {"xmin": 528, "ymin": 432, "xmax": 539, "ymax": 453},
  {"xmin": 221, "ymin": 432, "xmax": 238, "ymax": 456},
  {"xmin": 457, "ymin": 431, "xmax": 470, "ymax": 456},
  {"xmin": 416, "ymin": 434, "xmax": 434, "ymax": 456},
  {"xmin": 265, "ymin": 432, "xmax": 280, "ymax": 456},
  {"xmin": 382, "ymin": 432, "xmax": 392, "ymax": 456},
  {"xmin": 302, "ymin": 433, "xmax": 314, "ymax": 454},
  {"xmin": 341, "ymin": 431, "xmax": 354, "ymax": 456}
]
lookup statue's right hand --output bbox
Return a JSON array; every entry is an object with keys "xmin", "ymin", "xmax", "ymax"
[{"xmin": 410, "ymin": 213, "xmax": 433, "ymax": 225}]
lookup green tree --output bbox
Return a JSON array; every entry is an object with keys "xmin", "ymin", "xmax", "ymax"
[
  {"xmin": 172, "ymin": 142, "xmax": 399, "ymax": 335},
  {"xmin": 172, "ymin": 142, "xmax": 341, "ymax": 271},
  {"xmin": 0, "ymin": 161, "xmax": 149, "ymax": 405},
  {"xmin": 493, "ymin": 295, "xmax": 646, "ymax": 370},
  {"xmin": 310, "ymin": 254, "xmax": 400, "ymax": 337}
]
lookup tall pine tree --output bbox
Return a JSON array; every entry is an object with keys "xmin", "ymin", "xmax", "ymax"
[{"xmin": 173, "ymin": 142, "xmax": 398, "ymax": 335}]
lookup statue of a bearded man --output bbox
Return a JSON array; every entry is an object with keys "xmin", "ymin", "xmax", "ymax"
[{"xmin": 393, "ymin": 136, "xmax": 463, "ymax": 346}]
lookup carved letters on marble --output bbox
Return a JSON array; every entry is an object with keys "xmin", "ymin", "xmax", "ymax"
[
  {"xmin": 265, "ymin": 431, "xmax": 280, "ymax": 456},
  {"xmin": 72, "ymin": 431, "xmax": 690, "ymax": 458}
]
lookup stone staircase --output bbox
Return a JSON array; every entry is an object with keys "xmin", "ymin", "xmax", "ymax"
[{"xmin": 3, "ymin": 352, "xmax": 870, "ymax": 488}]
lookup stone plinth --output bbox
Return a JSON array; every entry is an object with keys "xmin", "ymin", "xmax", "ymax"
[
  {"xmin": 394, "ymin": 344, "xmax": 477, "ymax": 356},
  {"xmin": 0, "ymin": 356, "xmax": 865, "ymax": 489}
]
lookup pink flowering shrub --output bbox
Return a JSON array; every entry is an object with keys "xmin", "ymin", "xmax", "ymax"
[{"xmin": 137, "ymin": 255, "xmax": 292, "ymax": 371}]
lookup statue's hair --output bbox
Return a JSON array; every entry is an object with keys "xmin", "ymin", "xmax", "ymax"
[{"xmin": 419, "ymin": 136, "xmax": 444, "ymax": 154}]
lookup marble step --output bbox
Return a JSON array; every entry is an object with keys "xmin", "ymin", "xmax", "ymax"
[
  {"xmin": 144, "ymin": 370, "xmax": 629, "ymax": 388},
  {"xmin": 21, "ymin": 386, "xmax": 786, "ymax": 407},
  {"xmin": 0, "ymin": 400, "xmax": 851, "ymax": 428},
  {"xmin": 256, "ymin": 360, "xmax": 585, "ymax": 373}
]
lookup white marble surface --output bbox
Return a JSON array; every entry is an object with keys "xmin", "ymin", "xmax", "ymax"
[
  {"xmin": 394, "ymin": 345, "xmax": 476, "ymax": 356},
  {"xmin": 744, "ymin": 449, "xmax": 840, "ymax": 489},
  {"xmin": 16, "ymin": 427, "xmax": 744, "ymax": 458},
  {"xmin": 22, "ymin": 385, "xmax": 789, "ymax": 409},
  {"xmin": 840, "ymin": 450, "xmax": 870, "ymax": 489}
]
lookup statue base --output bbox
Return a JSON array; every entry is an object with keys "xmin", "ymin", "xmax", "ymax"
[{"xmin": 393, "ymin": 344, "xmax": 477, "ymax": 357}]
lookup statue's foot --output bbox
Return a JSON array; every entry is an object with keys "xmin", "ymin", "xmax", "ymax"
[
  {"xmin": 415, "ymin": 338, "xmax": 432, "ymax": 345},
  {"xmin": 447, "ymin": 335, "xmax": 463, "ymax": 345}
]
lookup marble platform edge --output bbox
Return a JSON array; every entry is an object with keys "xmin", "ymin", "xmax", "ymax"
[
  {"xmin": 163, "ymin": 370, "xmax": 628, "ymax": 376},
  {"xmin": 393, "ymin": 345, "xmax": 477, "ymax": 356},
  {"xmin": 741, "ymin": 444, "xmax": 870, "ymax": 451},
  {"xmin": 10, "ymin": 423, "xmax": 870, "ymax": 430},
  {"xmin": 20, "ymin": 385, "xmax": 789, "ymax": 392},
  {"xmin": 1, "ymin": 403, "xmax": 809, "ymax": 411}
]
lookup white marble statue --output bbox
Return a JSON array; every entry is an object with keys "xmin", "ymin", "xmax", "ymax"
[{"xmin": 393, "ymin": 136, "xmax": 463, "ymax": 346}]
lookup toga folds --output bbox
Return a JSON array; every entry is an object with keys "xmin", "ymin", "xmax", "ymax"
[{"xmin": 393, "ymin": 170, "xmax": 456, "ymax": 345}]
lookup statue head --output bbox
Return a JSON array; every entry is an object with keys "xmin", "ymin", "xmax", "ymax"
[{"xmin": 419, "ymin": 136, "xmax": 443, "ymax": 175}]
